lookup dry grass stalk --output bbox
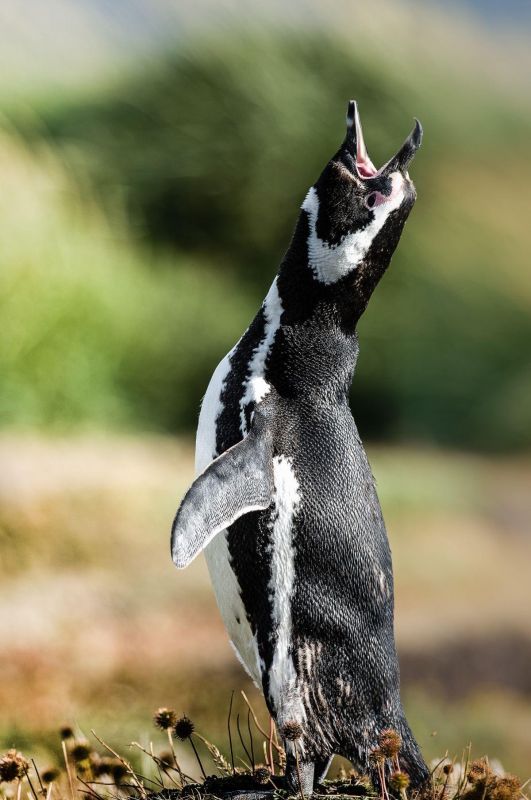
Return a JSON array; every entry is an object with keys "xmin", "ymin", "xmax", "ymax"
[
  {"xmin": 194, "ymin": 735, "xmax": 232, "ymax": 777},
  {"xmin": 90, "ymin": 731, "xmax": 146, "ymax": 799},
  {"xmin": 0, "ymin": 711, "xmax": 528, "ymax": 800}
]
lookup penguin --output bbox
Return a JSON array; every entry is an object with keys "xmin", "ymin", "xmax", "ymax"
[{"xmin": 171, "ymin": 101, "xmax": 429, "ymax": 794}]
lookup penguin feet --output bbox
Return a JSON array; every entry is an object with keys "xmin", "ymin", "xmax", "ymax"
[
  {"xmin": 284, "ymin": 753, "xmax": 317, "ymax": 797},
  {"xmin": 213, "ymin": 793, "xmax": 274, "ymax": 800}
]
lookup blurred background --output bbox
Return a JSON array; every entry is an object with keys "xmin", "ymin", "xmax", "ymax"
[{"xmin": 0, "ymin": 0, "xmax": 530, "ymax": 781}]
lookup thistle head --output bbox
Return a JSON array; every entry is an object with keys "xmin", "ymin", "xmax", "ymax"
[
  {"xmin": 468, "ymin": 759, "xmax": 491, "ymax": 784},
  {"xmin": 111, "ymin": 762, "xmax": 128, "ymax": 783},
  {"xmin": 281, "ymin": 720, "xmax": 304, "ymax": 742},
  {"xmin": 41, "ymin": 768, "xmax": 61, "ymax": 785},
  {"xmin": 158, "ymin": 752, "xmax": 174, "ymax": 768},
  {"xmin": 173, "ymin": 715, "xmax": 195, "ymax": 740},
  {"xmin": 369, "ymin": 747, "xmax": 385, "ymax": 765},
  {"xmin": 379, "ymin": 729, "xmax": 402, "ymax": 759},
  {"xmin": 69, "ymin": 742, "xmax": 91, "ymax": 763},
  {"xmin": 489, "ymin": 775, "xmax": 521, "ymax": 800},
  {"xmin": 0, "ymin": 750, "xmax": 30, "ymax": 782},
  {"xmin": 153, "ymin": 708, "xmax": 178, "ymax": 731},
  {"xmin": 92, "ymin": 757, "xmax": 115, "ymax": 777},
  {"xmin": 254, "ymin": 766, "xmax": 271, "ymax": 785},
  {"xmin": 390, "ymin": 770, "xmax": 410, "ymax": 792}
]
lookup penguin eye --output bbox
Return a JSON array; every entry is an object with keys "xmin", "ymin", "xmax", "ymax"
[{"xmin": 365, "ymin": 192, "xmax": 378, "ymax": 210}]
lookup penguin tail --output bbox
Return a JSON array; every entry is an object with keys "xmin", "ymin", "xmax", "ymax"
[{"xmin": 394, "ymin": 718, "xmax": 430, "ymax": 789}]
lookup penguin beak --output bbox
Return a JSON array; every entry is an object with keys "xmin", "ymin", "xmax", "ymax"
[
  {"xmin": 346, "ymin": 100, "xmax": 378, "ymax": 178},
  {"xmin": 379, "ymin": 118, "xmax": 423, "ymax": 177},
  {"xmin": 345, "ymin": 100, "xmax": 423, "ymax": 179}
]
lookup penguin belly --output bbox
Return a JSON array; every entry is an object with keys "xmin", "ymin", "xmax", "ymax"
[
  {"xmin": 196, "ymin": 362, "xmax": 305, "ymax": 716},
  {"xmin": 195, "ymin": 353, "xmax": 263, "ymax": 687}
]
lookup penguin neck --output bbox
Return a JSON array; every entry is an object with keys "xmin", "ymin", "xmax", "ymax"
[
  {"xmin": 268, "ymin": 295, "xmax": 360, "ymax": 403},
  {"xmin": 265, "ymin": 216, "xmax": 366, "ymax": 402}
]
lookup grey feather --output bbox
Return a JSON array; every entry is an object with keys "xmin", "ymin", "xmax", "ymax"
[{"xmin": 171, "ymin": 415, "xmax": 274, "ymax": 568}]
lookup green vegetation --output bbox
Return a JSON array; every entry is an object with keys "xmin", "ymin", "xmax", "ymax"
[
  {"xmin": 0, "ymin": 135, "xmax": 252, "ymax": 431},
  {"xmin": 2, "ymin": 32, "xmax": 531, "ymax": 447}
]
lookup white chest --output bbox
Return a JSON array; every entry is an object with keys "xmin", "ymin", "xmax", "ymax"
[{"xmin": 195, "ymin": 352, "xmax": 263, "ymax": 686}]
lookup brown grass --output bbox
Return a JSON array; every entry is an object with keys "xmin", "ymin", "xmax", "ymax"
[{"xmin": 0, "ymin": 436, "xmax": 530, "ymax": 776}]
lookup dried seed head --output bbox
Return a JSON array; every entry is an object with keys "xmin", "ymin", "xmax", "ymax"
[
  {"xmin": 173, "ymin": 716, "xmax": 195, "ymax": 740},
  {"xmin": 59, "ymin": 727, "xmax": 74, "ymax": 741},
  {"xmin": 111, "ymin": 762, "xmax": 128, "ymax": 783},
  {"xmin": 70, "ymin": 742, "xmax": 91, "ymax": 762},
  {"xmin": 0, "ymin": 750, "xmax": 30, "ymax": 782},
  {"xmin": 369, "ymin": 748, "xmax": 384, "ymax": 765},
  {"xmin": 89, "ymin": 752, "xmax": 102, "ymax": 770},
  {"xmin": 281, "ymin": 721, "xmax": 303, "ymax": 742},
  {"xmin": 489, "ymin": 775, "xmax": 521, "ymax": 800},
  {"xmin": 91, "ymin": 757, "xmax": 113, "ymax": 777},
  {"xmin": 158, "ymin": 751, "xmax": 174, "ymax": 768},
  {"xmin": 468, "ymin": 759, "xmax": 490, "ymax": 784},
  {"xmin": 390, "ymin": 771, "xmax": 410, "ymax": 792},
  {"xmin": 154, "ymin": 708, "xmax": 178, "ymax": 731},
  {"xmin": 254, "ymin": 766, "xmax": 271, "ymax": 784},
  {"xmin": 379, "ymin": 729, "xmax": 402, "ymax": 758},
  {"xmin": 41, "ymin": 768, "xmax": 60, "ymax": 785}
]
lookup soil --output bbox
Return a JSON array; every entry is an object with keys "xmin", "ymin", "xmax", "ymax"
[{"xmin": 150, "ymin": 774, "xmax": 372, "ymax": 800}]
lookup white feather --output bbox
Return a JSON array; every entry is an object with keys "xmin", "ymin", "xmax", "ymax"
[
  {"xmin": 268, "ymin": 455, "xmax": 306, "ymax": 741},
  {"xmin": 195, "ymin": 351, "xmax": 233, "ymax": 472},
  {"xmin": 239, "ymin": 278, "xmax": 283, "ymax": 433},
  {"xmin": 194, "ymin": 278, "xmax": 285, "ymax": 689},
  {"xmin": 196, "ymin": 349, "xmax": 263, "ymax": 687},
  {"xmin": 302, "ymin": 173, "xmax": 405, "ymax": 285}
]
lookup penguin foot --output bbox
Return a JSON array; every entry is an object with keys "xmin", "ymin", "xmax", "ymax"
[
  {"xmin": 207, "ymin": 792, "xmax": 274, "ymax": 800},
  {"xmin": 285, "ymin": 754, "xmax": 315, "ymax": 797}
]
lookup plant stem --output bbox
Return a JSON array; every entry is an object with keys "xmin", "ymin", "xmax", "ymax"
[
  {"xmin": 61, "ymin": 741, "xmax": 75, "ymax": 800},
  {"xmin": 189, "ymin": 735, "xmax": 207, "ymax": 780},
  {"xmin": 167, "ymin": 727, "xmax": 185, "ymax": 786},
  {"xmin": 228, "ymin": 691, "xmax": 235, "ymax": 775},
  {"xmin": 269, "ymin": 717, "xmax": 275, "ymax": 775}
]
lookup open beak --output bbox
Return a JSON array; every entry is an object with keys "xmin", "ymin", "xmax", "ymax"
[{"xmin": 346, "ymin": 100, "xmax": 423, "ymax": 179}]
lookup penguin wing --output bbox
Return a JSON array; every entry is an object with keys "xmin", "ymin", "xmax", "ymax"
[{"xmin": 171, "ymin": 417, "xmax": 274, "ymax": 568}]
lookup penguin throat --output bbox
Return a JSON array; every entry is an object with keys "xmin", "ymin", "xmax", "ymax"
[
  {"xmin": 269, "ymin": 313, "xmax": 359, "ymax": 402},
  {"xmin": 301, "ymin": 180, "xmax": 405, "ymax": 286}
]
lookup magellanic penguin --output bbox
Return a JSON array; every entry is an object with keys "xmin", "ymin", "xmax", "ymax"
[{"xmin": 171, "ymin": 101, "xmax": 429, "ymax": 794}]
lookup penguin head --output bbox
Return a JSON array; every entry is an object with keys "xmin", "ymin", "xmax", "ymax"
[{"xmin": 299, "ymin": 101, "xmax": 422, "ymax": 309}]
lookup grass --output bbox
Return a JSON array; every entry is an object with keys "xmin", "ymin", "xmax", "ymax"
[
  {"xmin": 0, "ymin": 712, "xmax": 528, "ymax": 800},
  {"xmin": 0, "ymin": 436, "xmax": 530, "ymax": 777}
]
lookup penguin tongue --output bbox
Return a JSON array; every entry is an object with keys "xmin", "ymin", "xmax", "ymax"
[
  {"xmin": 353, "ymin": 102, "xmax": 378, "ymax": 178},
  {"xmin": 346, "ymin": 101, "xmax": 423, "ymax": 179}
]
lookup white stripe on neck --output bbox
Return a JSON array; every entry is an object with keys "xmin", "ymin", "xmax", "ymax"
[
  {"xmin": 239, "ymin": 278, "xmax": 283, "ymax": 434},
  {"xmin": 302, "ymin": 174, "xmax": 405, "ymax": 285}
]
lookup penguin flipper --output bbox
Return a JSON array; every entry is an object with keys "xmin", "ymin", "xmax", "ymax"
[{"xmin": 171, "ymin": 413, "xmax": 274, "ymax": 568}]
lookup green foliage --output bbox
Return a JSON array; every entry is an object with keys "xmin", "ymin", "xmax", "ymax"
[
  {"xmin": 4, "ymin": 31, "xmax": 531, "ymax": 446},
  {"xmin": 0, "ymin": 136, "xmax": 251, "ymax": 432},
  {"xmin": 39, "ymin": 33, "xmax": 405, "ymax": 274}
]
